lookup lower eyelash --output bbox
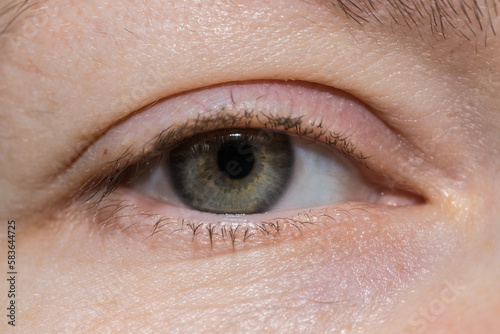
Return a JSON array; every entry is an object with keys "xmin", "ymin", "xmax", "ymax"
[{"xmin": 87, "ymin": 196, "xmax": 360, "ymax": 255}]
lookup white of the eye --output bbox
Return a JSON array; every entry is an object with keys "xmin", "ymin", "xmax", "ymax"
[
  {"xmin": 270, "ymin": 138, "xmax": 374, "ymax": 211},
  {"xmin": 131, "ymin": 161, "xmax": 186, "ymax": 207}
]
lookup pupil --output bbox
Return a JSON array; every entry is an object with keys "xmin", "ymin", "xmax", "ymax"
[{"xmin": 217, "ymin": 140, "xmax": 254, "ymax": 179}]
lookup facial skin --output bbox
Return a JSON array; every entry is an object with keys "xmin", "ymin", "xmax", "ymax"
[{"xmin": 1, "ymin": 0, "xmax": 499, "ymax": 333}]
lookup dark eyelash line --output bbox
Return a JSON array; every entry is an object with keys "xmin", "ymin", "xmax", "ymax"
[
  {"xmin": 91, "ymin": 196, "xmax": 361, "ymax": 250},
  {"xmin": 77, "ymin": 109, "xmax": 370, "ymax": 213}
]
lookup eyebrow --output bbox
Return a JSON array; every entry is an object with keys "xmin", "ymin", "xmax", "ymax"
[
  {"xmin": 0, "ymin": 0, "xmax": 497, "ymax": 42},
  {"xmin": 326, "ymin": 0, "xmax": 499, "ymax": 40},
  {"xmin": 0, "ymin": 0, "xmax": 39, "ymax": 34}
]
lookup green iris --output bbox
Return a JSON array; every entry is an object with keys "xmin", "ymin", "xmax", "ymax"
[{"xmin": 168, "ymin": 129, "xmax": 294, "ymax": 214}]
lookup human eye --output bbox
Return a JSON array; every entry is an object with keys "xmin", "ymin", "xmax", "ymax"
[
  {"xmin": 133, "ymin": 127, "xmax": 365, "ymax": 214},
  {"xmin": 72, "ymin": 81, "xmax": 424, "ymax": 258}
]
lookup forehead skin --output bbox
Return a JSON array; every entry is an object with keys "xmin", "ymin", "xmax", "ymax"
[{"xmin": 0, "ymin": 0, "xmax": 499, "ymax": 333}]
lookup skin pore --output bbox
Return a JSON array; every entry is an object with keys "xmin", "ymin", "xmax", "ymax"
[{"xmin": 1, "ymin": 0, "xmax": 500, "ymax": 332}]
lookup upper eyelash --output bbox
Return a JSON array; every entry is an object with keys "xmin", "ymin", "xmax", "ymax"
[{"xmin": 78, "ymin": 109, "xmax": 369, "ymax": 211}]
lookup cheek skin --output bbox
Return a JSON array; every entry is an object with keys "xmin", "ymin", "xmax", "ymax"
[
  {"xmin": 396, "ymin": 182, "xmax": 500, "ymax": 333},
  {"xmin": 14, "ymin": 203, "xmax": 464, "ymax": 333}
]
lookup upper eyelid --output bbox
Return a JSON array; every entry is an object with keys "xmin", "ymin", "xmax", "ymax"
[
  {"xmin": 80, "ymin": 110, "xmax": 367, "ymax": 209},
  {"xmin": 73, "ymin": 81, "xmax": 381, "ymax": 207},
  {"xmin": 66, "ymin": 81, "xmax": 436, "ymax": 211}
]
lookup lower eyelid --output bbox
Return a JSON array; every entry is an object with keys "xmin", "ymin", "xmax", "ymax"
[
  {"xmin": 83, "ymin": 186, "xmax": 424, "ymax": 259},
  {"xmin": 87, "ymin": 191, "xmax": 353, "ymax": 258}
]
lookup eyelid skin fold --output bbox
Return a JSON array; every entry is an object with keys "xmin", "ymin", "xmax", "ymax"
[{"xmin": 77, "ymin": 81, "xmax": 425, "ymax": 198}]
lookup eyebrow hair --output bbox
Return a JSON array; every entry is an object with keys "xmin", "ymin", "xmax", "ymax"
[
  {"xmin": 0, "ymin": 0, "xmax": 497, "ymax": 42},
  {"xmin": 327, "ymin": 0, "xmax": 499, "ymax": 40},
  {"xmin": 0, "ymin": 0, "xmax": 41, "ymax": 34}
]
